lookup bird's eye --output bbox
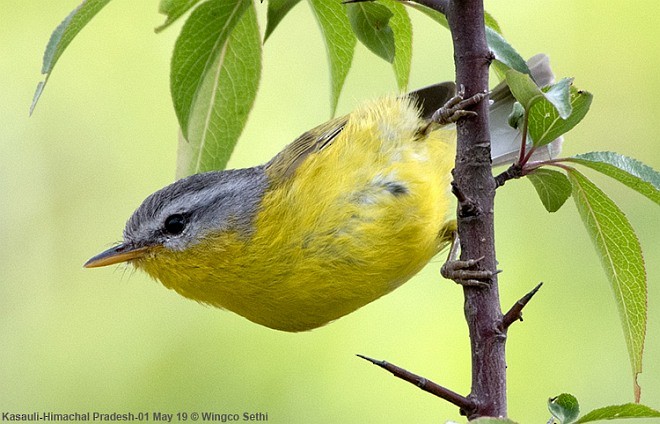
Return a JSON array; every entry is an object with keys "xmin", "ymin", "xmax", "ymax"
[{"xmin": 163, "ymin": 214, "xmax": 186, "ymax": 235}]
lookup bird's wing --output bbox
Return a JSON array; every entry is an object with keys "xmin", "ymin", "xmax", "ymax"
[
  {"xmin": 265, "ymin": 115, "xmax": 349, "ymax": 182},
  {"xmin": 265, "ymin": 81, "xmax": 456, "ymax": 183}
]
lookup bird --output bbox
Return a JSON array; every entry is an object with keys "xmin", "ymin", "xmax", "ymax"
[{"xmin": 85, "ymin": 55, "xmax": 557, "ymax": 332}]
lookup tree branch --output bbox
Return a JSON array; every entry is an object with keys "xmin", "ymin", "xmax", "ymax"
[
  {"xmin": 357, "ymin": 354, "xmax": 476, "ymax": 416},
  {"xmin": 444, "ymin": 0, "xmax": 506, "ymax": 419},
  {"xmin": 391, "ymin": 0, "xmax": 533, "ymax": 419}
]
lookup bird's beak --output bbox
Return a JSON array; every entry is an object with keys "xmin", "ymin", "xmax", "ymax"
[{"xmin": 84, "ymin": 243, "xmax": 150, "ymax": 268}]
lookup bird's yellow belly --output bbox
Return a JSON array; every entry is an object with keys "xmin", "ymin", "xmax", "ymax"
[{"xmin": 232, "ymin": 128, "xmax": 455, "ymax": 331}]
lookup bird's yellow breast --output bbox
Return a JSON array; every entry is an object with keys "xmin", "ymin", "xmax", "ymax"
[{"xmin": 141, "ymin": 96, "xmax": 456, "ymax": 331}]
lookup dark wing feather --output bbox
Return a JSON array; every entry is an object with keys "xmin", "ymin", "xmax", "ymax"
[{"xmin": 407, "ymin": 81, "xmax": 456, "ymax": 120}]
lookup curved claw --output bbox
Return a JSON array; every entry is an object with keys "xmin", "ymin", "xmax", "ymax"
[
  {"xmin": 441, "ymin": 257, "xmax": 494, "ymax": 288},
  {"xmin": 440, "ymin": 232, "xmax": 498, "ymax": 288},
  {"xmin": 431, "ymin": 89, "xmax": 487, "ymax": 126}
]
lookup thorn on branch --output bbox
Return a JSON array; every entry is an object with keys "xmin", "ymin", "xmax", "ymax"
[
  {"xmin": 501, "ymin": 282, "xmax": 543, "ymax": 330},
  {"xmin": 356, "ymin": 354, "xmax": 476, "ymax": 416}
]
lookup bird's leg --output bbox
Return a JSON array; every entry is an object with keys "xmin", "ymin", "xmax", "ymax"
[
  {"xmin": 431, "ymin": 85, "xmax": 487, "ymax": 126},
  {"xmin": 432, "ymin": 86, "xmax": 492, "ymax": 286},
  {"xmin": 440, "ymin": 231, "xmax": 496, "ymax": 288}
]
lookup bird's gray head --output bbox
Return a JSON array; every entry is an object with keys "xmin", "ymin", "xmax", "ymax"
[{"xmin": 123, "ymin": 166, "xmax": 268, "ymax": 252}]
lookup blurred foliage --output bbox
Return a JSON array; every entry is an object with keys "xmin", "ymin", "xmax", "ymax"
[{"xmin": 1, "ymin": 1, "xmax": 659, "ymax": 423}]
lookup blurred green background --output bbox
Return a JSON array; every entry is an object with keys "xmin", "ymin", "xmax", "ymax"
[{"xmin": 1, "ymin": 1, "xmax": 658, "ymax": 422}]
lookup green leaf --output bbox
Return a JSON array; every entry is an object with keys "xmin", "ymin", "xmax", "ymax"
[
  {"xmin": 543, "ymin": 78, "xmax": 573, "ymax": 119},
  {"xmin": 568, "ymin": 169, "xmax": 647, "ymax": 401},
  {"xmin": 569, "ymin": 152, "xmax": 660, "ymax": 205},
  {"xmin": 484, "ymin": 11, "xmax": 502, "ymax": 34},
  {"xmin": 264, "ymin": 0, "xmax": 302, "ymax": 42},
  {"xmin": 172, "ymin": 0, "xmax": 261, "ymax": 175},
  {"xmin": 346, "ymin": 1, "xmax": 395, "ymax": 63},
  {"xmin": 491, "ymin": 59, "xmax": 511, "ymax": 82},
  {"xmin": 527, "ymin": 168, "xmax": 572, "ymax": 212},
  {"xmin": 505, "ymin": 68, "xmax": 545, "ymax": 109},
  {"xmin": 156, "ymin": 0, "xmax": 204, "ymax": 33},
  {"xmin": 549, "ymin": 394, "xmax": 581, "ymax": 424},
  {"xmin": 528, "ymin": 86, "xmax": 593, "ymax": 147},
  {"xmin": 506, "ymin": 71, "xmax": 572, "ymax": 119},
  {"xmin": 308, "ymin": 0, "xmax": 356, "ymax": 115},
  {"xmin": 383, "ymin": 0, "xmax": 412, "ymax": 90},
  {"xmin": 576, "ymin": 403, "xmax": 660, "ymax": 423},
  {"xmin": 486, "ymin": 29, "xmax": 530, "ymax": 77},
  {"xmin": 31, "ymin": 0, "xmax": 113, "ymax": 114},
  {"xmin": 171, "ymin": 0, "xmax": 249, "ymax": 137}
]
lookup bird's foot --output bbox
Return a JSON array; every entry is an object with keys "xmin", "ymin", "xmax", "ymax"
[{"xmin": 431, "ymin": 85, "xmax": 487, "ymax": 126}]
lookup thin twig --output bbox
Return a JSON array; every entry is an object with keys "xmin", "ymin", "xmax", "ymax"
[
  {"xmin": 501, "ymin": 282, "xmax": 543, "ymax": 330},
  {"xmin": 356, "ymin": 354, "xmax": 475, "ymax": 415},
  {"xmin": 521, "ymin": 145, "xmax": 537, "ymax": 166},
  {"xmin": 494, "ymin": 163, "xmax": 524, "ymax": 188}
]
